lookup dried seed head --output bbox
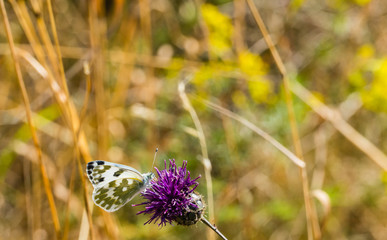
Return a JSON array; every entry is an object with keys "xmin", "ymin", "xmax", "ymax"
[{"xmin": 175, "ymin": 192, "xmax": 205, "ymax": 226}]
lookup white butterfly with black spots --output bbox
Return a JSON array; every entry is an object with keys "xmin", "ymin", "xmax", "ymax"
[{"xmin": 86, "ymin": 160, "xmax": 155, "ymax": 212}]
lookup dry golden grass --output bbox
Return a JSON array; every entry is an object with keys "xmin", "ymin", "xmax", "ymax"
[{"xmin": 1, "ymin": 0, "xmax": 387, "ymax": 239}]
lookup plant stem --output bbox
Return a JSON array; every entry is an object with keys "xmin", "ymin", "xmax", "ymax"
[
  {"xmin": 179, "ymin": 80, "xmax": 215, "ymax": 236},
  {"xmin": 201, "ymin": 217, "xmax": 228, "ymax": 240}
]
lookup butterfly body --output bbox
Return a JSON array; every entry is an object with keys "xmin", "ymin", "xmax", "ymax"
[{"xmin": 86, "ymin": 161, "xmax": 155, "ymax": 212}]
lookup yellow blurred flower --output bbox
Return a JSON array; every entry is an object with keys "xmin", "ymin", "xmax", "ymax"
[{"xmin": 201, "ymin": 4, "xmax": 233, "ymax": 57}]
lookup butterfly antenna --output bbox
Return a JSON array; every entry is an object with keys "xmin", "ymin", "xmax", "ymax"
[{"xmin": 152, "ymin": 147, "xmax": 158, "ymax": 169}]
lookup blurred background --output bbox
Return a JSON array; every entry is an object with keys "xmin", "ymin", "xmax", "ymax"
[{"xmin": 1, "ymin": 0, "xmax": 387, "ymax": 239}]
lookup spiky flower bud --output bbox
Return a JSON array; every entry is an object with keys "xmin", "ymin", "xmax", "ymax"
[{"xmin": 175, "ymin": 192, "xmax": 205, "ymax": 226}]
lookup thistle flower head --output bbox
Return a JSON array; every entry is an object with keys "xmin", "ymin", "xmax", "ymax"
[{"xmin": 134, "ymin": 159, "xmax": 202, "ymax": 226}]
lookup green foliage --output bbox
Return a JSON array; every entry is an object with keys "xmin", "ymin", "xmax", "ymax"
[
  {"xmin": 0, "ymin": 104, "xmax": 61, "ymax": 179},
  {"xmin": 218, "ymin": 203, "xmax": 243, "ymax": 222},
  {"xmin": 0, "ymin": 149, "xmax": 15, "ymax": 179},
  {"xmin": 14, "ymin": 104, "xmax": 61, "ymax": 141},
  {"xmin": 290, "ymin": 0, "xmax": 307, "ymax": 11},
  {"xmin": 264, "ymin": 200, "xmax": 298, "ymax": 221}
]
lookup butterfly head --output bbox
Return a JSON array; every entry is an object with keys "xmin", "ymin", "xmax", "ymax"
[{"xmin": 143, "ymin": 172, "xmax": 155, "ymax": 188}]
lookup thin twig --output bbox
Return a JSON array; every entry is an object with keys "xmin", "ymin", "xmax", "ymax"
[
  {"xmin": 201, "ymin": 217, "xmax": 228, "ymax": 240},
  {"xmin": 233, "ymin": 0, "xmax": 246, "ymax": 53},
  {"xmin": 62, "ymin": 161, "xmax": 76, "ymax": 240},
  {"xmin": 138, "ymin": 0, "xmax": 158, "ymax": 149},
  {"xmin": 246, "ymin": 0, "xmax": 320, "ymax": 238},
  {"xmin": 46, "ymin": 0, "xmax": 70, "ymax": 96},
  {"xmin": 292, "ymin": 81, "xmax": 387, "ymax": 171},
  {"xmin": 23, "ymin": 150, "xmax": 33, "ymax": 239},
  {"xmin": 67, "ymin": 62, "xmax": 95, "ymax": 240},
  {"xmin": 178, "ymin": 79, "xmax": 215, "ymax": 234},
  {"xmin": 200, "ymin": 98, "xmax": 305, "ymax": 168}
]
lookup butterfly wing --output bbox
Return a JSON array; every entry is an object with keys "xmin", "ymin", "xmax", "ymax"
[
  {"xmin": 86, "ymin": 160, "xmax": 143, "ymax": 188},
  {"xmin": 86, "ymin": 161, "xmax": 146, "ymax": 212},
  {"xmin": 93, "ymin": 176, "xmax": 145, "ymax": 212}
]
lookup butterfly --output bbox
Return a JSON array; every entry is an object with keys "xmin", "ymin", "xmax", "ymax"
[{"xmin": 86, "ymin": 160, "xmax": 155, "ymax": 212}]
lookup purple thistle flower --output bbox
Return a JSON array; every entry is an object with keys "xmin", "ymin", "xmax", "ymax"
[{"xmin": 133, "ymin": 159, "xmax": 202, "ymax": 226}]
